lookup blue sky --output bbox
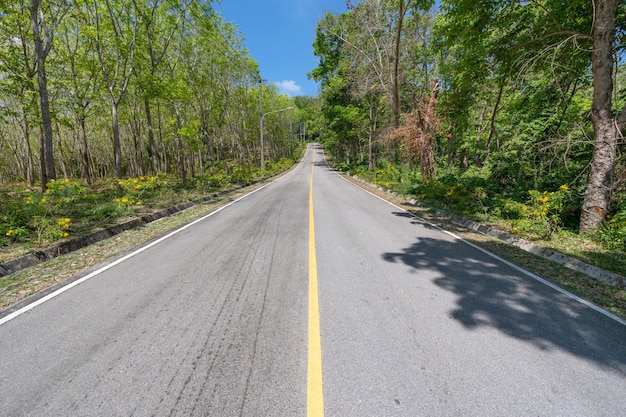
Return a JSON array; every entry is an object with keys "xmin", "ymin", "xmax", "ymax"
[{"xmin": 214, "ymin": 0, "xmax": 348, "ymax": 97}]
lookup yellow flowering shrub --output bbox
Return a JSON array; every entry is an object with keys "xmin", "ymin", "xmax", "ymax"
[{"xmin": 506, "ymin": 185, "xmax": 571, "ymax": 238}]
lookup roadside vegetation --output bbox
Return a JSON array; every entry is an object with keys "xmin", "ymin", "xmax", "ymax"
[
  {"xmin": 0, "ymin": 2, "xmax": 308, "ymax": 265},
  {"xmin": 343, "ymin": 162, "xmax": 626, "ymax": 277},
  {"xmin": 0, "ymin": 157, "xmax": 298, "ymax": 263},
  {"xmin": 342, "ymin": 175, "xmax": 626, "ymax": 320}
]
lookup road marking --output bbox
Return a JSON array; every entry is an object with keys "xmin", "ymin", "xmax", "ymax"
[
  {"xmin": 308, "ymin": 162, "xmax": 325, "ymax": 416},
  {"xmin": 334, "ymin": 171, "xmax": 626, "ymax": 327},
  {"xmin": 0, "ymin": 181, "xmax": 277, "ymax": 327},
  {"xmin": 0, "ymin": 148, "xmax": 320, "ymax": 327}
]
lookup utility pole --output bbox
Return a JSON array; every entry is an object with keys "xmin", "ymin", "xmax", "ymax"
[
  {"xmin": 259, "ymin": 78, "xmax": 293, "ymax": 171},
  {"xmin": 259, "ymin": 79, "xmax": 266, "ymax": 172}
]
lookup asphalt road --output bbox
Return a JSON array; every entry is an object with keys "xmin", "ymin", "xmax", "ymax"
[{"xmin": 1, "ymin": 143, "xmax": 625, "ymax": 416}]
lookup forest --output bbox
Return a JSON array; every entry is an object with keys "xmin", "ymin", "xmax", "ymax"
[
  {"xmin": 0, "ymin": 0, "xmax": 625, "ymax": 271},
  {"xmin": 309, "ymin": 0, "xmax": 626, "ymax": 257},
  {"xmin": 0, "ymin": 0, "xmax": 308, "ymax": 184},
  {"xmin": 0, "ymin": 0, "xmax": 306, "ymax": 251}
]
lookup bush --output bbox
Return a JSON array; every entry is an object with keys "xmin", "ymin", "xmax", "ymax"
[
  {"xmin": 0, "ymin": 185, "xmax": 81, "ymax": 246},
  {"xmin": 117, "ymin": 174, "xmax": 170, "ymax": 204},
  {"xmin": 1, "ymin": 178, "xmax": 126, "ymax": 246},
  {"xmin": 598, "ymin": 207, "xmax": 626, "ymax": 251},
  {"xmin": 373, "ymin": 161, "xmax": 402, "ymax": 189},
  {"xmin": 86, "ymin": 204, "xmax": 126, "ymax": 222},
  {"xmin": 505, "ymin": 185, "xmax": 571, "ymax": 238},
  {"xmin": 230, "ymin": 164, "xmax": 252, "ymax": 184},
  {"xmin": 409, "ymin": 169, "xmax": 492, "ymax": 214}
]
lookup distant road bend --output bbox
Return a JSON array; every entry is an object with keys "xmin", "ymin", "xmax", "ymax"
[{"xmin": 1, "ymin": 143, "xmax": 625, "ymax": 416}]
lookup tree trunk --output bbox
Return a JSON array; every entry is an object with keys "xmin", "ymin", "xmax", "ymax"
[
  {"xmin": 30, "ymin": 0, "xmax": 56, "ymax": 184},
  {"xmin": 368, "ymin": 104, "xmax": 374, "ymax": 172},
  {"xmin": 20, "ymin": 105, "xmax": 35, "ymax": 185},
  {"xmin": 485, "ymin": 81, "xmax": 504, "ymax": 159},
  {"xmin": 38, "ymin": 128, "xmax": 46, "ymax": 192},
  {"xmin": 418, "ymin": 79, "xmax": 440, "ymax": 183},
  {"xmin": 56, "ymin": 129, "xmax": 69, "ymax": 179},
  {"xmin": 130, "ymin": 102, "xmax": 145, "ymax": 177},
  {"xmin": 144, "ymin": 97, "xmax": 159, "ymax": 174},
  {"xmin": 77, "ymin": 114, "xmax": 93, "ymax": 185},
  {"xmin": 391, "ymin": 0, "xmax": 407, "ymax": 127},
  {"xmin": 111, "ymin": 101, "xmax": 123, "ymax": 179},
  {"xmin": 579, "ymin": 0, "xmax": 619, "ymax": 234},
  {"xmin": 157, "ymin": 101, "xmax": 166, "ymax": 172},
  {"xmin": 174, "ymin": 106, "xmax": 186, "ymax": 185}
]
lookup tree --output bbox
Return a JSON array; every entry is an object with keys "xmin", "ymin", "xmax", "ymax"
[
  {"xmin": 89, "ymin": 0, "xmax": 137, "ymax": 180},
  {"xmin": 390, "ymin": 78, "xmax": 441, "ymax": 183},
  {"xmin": 311, "ymin": 11, "xmax": 367, "ymax": 165},
  {"xmin": 133, "ymin": 0, "xmax": 195, "ymax": 174},
  {"xmin": 29, "ymin": 0, "xmax": 69, "ymax": 188},
  {"xmin": 0, "ymin": 0, "xmax": 293, "ymax": 185},
  {"xmin": 0, "ymin": 1, "xmax": 37, "ymax": 185},
  {"xmin": 313, "ymin": 2, "xmax": 439, "ymax": 171},
  {"xmin": 436, "ymin": 0, "xmax": 624, "ymax": 232},
  {"xmin": 55, "ymin": 0, "xmax": 103, "ymax": 184},
  {"xmin": 580, "ymin": 0, "xmax": 622, "ymax": 233}
]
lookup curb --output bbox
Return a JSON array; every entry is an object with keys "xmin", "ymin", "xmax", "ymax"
[
  {"xmin": 350, "ymin": 175, "xmax": 626, "ymax": 290},
  {"xmin": 0, "ymin": 181, "xmax": 261, "ymax": 278}
]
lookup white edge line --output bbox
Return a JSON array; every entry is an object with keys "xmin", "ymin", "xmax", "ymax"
[
  {"xmin": 333, "ymin": 168, "xmax": 626, "ymax": 327},
  {"xmin": 0, "ymin": 177, "xmax": 285, "ymax": 327}
]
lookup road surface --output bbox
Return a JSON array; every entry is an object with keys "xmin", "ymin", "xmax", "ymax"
[{"xmin": 1, "ymin": 143, "xmax": 625, "ymax": 416}]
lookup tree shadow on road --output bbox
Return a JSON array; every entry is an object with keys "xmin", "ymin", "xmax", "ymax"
[
  {"xmin": 313, "ymin": 161, "xmax": 339, "ymax": 171},
  {"xmin": 382, "ymin": 224, "xmax": 626, "ymax": 372}
]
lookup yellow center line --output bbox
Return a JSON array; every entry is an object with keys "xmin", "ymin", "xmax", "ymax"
[{"xmin": 308, "ymin": 161, "xmax": 325, "ymax": 416}]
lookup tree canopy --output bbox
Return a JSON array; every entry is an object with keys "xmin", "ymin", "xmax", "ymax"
[
  {"xmin": 0, "ymin": 0, "xmax": 301, "ymax": 189},
  {"xmin": 311, "ymin": 0, "xmax": 625, "ymax": 239}
]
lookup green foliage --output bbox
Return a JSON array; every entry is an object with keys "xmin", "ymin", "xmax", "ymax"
[
  {"xmin": 1, "ymin": 179, "xmax": 88, "ymax": 246},
  {"xmin": 265, "ymin": 157, "xmax": 296, "ymax": 174},
  {"xmin": 0, "ymin": 178, "xmax": 138, "ymax": 247},
  {"xmin": 85, "ymin": 203, "xmax": 127, "ymax": 222},
  {"xmin": 116, "ymin": 174, "xmax": 170, "ymax": 206},
  {"xmin": 598, "ymin": 206, "xmax": 626, "ymax": 251},
  {"xmin": 203, "ymin": 163, "xmax": 253, "ymax": 189},
  {"xmin": 205, "ymin": 172, "xmax": 229, "ymax": 189},
  {"xmin": 232, "ymin": 164, "xmax": 254, "ymax": 184},
  {"xmin": 312, "ymin": 0, "xmax": 622, "ymax": 243},
  {"xmin": 402, "ymin": 165, "xmax": 576, "ymax": 240},
  {"xmin": 33, "ymin": 216, "xmax": 72, "ymax": 246},
  {"xmin": 0, "ymin": 0, "xmax": 298, "ymax": 187},
  {"xmin": 407, "ymin": 167, "xmax": 489, "ymax": 212},
  {"xmin": 0, "ymin": 156, "xmax": 297, "ymax": 250},
  {"xmin": 373, "ymin": 161, "xmax": 403, "ymax": 190},
  {"xmin": 505, "ymin": 185, "xmax": 572, "ymax": 239}
]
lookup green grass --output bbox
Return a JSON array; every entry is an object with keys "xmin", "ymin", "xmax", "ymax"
[{"xmin": 0, "ymin": 158, "xmax": 299, "ymax": 264}]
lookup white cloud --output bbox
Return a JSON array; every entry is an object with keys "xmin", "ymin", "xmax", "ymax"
[{"xmin": 275, "ymin": 80, "xmax": 302, "ymax": 96}]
